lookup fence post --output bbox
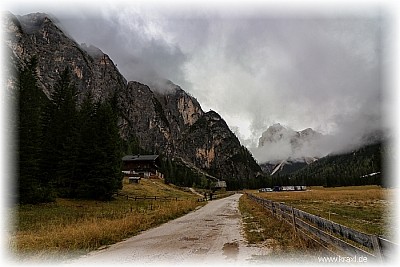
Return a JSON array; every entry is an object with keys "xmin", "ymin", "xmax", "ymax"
[
  {"xmin": 371, "ymin": 235, "xmax": 383, "ymax": 261},
  {"xmin": 291, "ymin": 206, "xmax": 297, "ymax": 233},
  {"xmin": 275, "ymin": 202, "xmax": 280, "ymax": 219},
  {"xmin": 279, "ymin": 203, "xmax": 284, "ymax": 220}
]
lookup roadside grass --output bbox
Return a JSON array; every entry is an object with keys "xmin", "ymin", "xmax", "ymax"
[
  {"xmin": 251, "ymin": 186, "xmax": 395, "ymax": 237},
  {"xmin": 121, "ymin": 178, "xmax": 194, "ymax": 198},
  {"xmin": 10, "ymin": 178, "xmax": 205, "ymax": 261},
  {"xmin": 239, "ymin": 194, "xmax": 322, "ymax": 261}
]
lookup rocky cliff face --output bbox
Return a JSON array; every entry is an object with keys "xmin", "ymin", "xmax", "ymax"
[
  {"xmin": 118, "ymin": 81, "xmax": 172, "ymax": 153},
  {"xmin": 154, "ymin": 81, "xmax": 204, "ymax": 145},
  {"xmin": 4, "ymin": 12, "xmax": 127, "ymax": 101},
  {"xmin": 178, "ymin": 111, "xmax": 261, "ymax": 180},
  {"xmin": 4, "ymin": 12, "xmax": 261, "ymax": 184}
]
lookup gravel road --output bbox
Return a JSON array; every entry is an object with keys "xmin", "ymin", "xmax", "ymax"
[{"xmin": 68, "ymin": 193, "xmax": 269, "ymax": 266}]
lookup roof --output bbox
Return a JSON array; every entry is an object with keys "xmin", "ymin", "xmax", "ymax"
[
  {"xmin": 122, "ymin": 155, "xmax": 159, "ymax": 162},
  {"xmin": 215, "ymin": 181, "xmax": 227, "ymax": 188}
]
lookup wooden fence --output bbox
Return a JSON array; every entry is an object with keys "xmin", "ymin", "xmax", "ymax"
[
  {"xmin": 116, "ymin": 192, "xmax": 184, "ymax": 202},
  {"xmin": 246, "ymin": 193, "xmax": 396, "ymax": 262},
  {"xmin": 116, "ymin": 191, "xmax": 235, "ymax": 203}
]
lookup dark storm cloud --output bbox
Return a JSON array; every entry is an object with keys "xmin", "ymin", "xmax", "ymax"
[
  {"xmin": 54, "ymin": 9, "xmax": 190, "ymax": 91},
  {"xmin": 5, "ymin": 1, "xmax": 390, "ymax": 162}
]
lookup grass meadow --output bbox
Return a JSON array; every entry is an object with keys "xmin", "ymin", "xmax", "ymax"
[
  {"xmin": 239, "ymin": 194, "xmax": 323, "ymax": 262},
  {"xmin": 239, "ymin": 186, "xmax": 396, "ymax": 262},
  {"xmin": 9, "ymin": 178, "xmax": 205, "ymax": 261},
  {"xmin": 251, "ymin": 185, "xmax": 395, "ymax": 237}
]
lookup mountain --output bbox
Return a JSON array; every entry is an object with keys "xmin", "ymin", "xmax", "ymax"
[
  {"xmin": 255, "ymin": 123, "xmax": 322, "ymax": 175},
  {"xmin": 177, "ymin": 111, "xmax": 262, "ymax": 182},
  {"xmin": 4, "ymin": 12, "xmax": 261, "ymax": 189},
  {"xmin": 280, "ymin": 142, "xmax": 384, "ymax": 187},
  {"xmin": 256, "ymin": 141, "xmax": 385, "ymax": 188},
  {"xmin": 4, "ymin": 12, "xmax": 127, "ymax": 101},
  {"xmin": 254, "ymin": 123, "xmax": 322, "ymax": 175},
  {"xmin": 258, "ymin": 123, "xmax": 322, "ymax": 153}
]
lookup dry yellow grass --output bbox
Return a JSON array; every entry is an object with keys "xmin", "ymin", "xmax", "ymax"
[
  {"xmin": 121, "ymin": 177, "xmax": 194, "ymax": 198},
  {"xmin": 10, "ymin": 178, "xmax": 205, "ymax": 260},
  {"xmin": 249, "ymin": 186, "xmax": 395, "ymax": 237},
  {"xmin": 239, "ymin": 194, "xmax": 323, "ymax": 262},
  {"xmin": 255, "ymin": 186, "xmax": 387, "ymax": 202}
]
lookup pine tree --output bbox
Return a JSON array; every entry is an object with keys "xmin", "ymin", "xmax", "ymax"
[
  {"xmin": 40, "ymin": 68, "xmax": 79, "ymax": 197},
  {"xmin": 92, "ymin": 101, "xmax": 123, "ymax": 199},
  {"xmin": 75, "ymin": 95, "xmax": 122, "ymax": 200},
  {"xmin": 17, "ymin": 57, "xmax": 52, "ymax": 203}
]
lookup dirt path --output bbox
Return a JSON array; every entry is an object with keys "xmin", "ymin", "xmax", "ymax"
[{"xmin": 68, "ymin": 193, "xmax": 269, "ymax": 265}]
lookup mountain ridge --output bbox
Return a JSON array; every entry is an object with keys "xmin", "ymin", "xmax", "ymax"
[{"xmin": 4, "ymin": 12, "xmax": 261, "ymax": 189}]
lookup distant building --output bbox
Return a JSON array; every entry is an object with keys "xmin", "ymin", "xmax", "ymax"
[
  {"xmin": 128, "ymin": 176, "xmax": 141, "ymax": 184},
  {"xmin": 122, "ymin": 155, "xmax": 163, "ymax": 179},
  {"xmin": 259, "ymin": 188, "xmax": 273, "ymax": 192},
  {"xmin": 272, "ymin": 185, "xmax": 307, "ymax": 192},
  {"xmin": 214, "ymin": 180, "xmax": 227, "ymax": 189}
]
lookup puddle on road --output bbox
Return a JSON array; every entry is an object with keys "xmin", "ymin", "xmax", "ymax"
[{"xmin": 222, "ymin": 241, "xmax": 239, "ymax": 260}]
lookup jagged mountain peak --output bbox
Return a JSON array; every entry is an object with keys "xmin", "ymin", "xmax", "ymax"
[
  {"xmin": 299, "ymin": 127, "xmax": 322, "ymax": 139},
  {"xmin": 6, "ymin": 11, "xmax": 262, "ymax": 188},
  {"xmin": 17, "ymin": 12, "xmax": 63, "ymax": 35},
  {"xmin": 254, "ymin": 123, "xmax": 323, "ymax": 164},
  {"xmin": 259, "ymin": 124, "xmax": 321, "ymax": 148},
  {"xmin": 258, "ymin": 123, "xmax": 296, "ymax": 146},
  {"xmin": 18, "ymin": 12, "xmax": 51, "ymax": 25},
  {"xmin": 6, "ymin": 11, "xmax": 127, "ymax": 101}
]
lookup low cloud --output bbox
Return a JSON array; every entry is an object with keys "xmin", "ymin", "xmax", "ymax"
[
  {"xmin": 8, "ymin": 2, "xmax": 390, "ymax": 163},
  {"xmin": 53, "ymin": 8, "xmax": 191, "ymax": 92}
]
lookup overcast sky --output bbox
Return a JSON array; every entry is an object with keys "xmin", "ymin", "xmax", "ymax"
[{"xmin": 4, "ymin": 0, "xmax": 397, "ymax": 162}]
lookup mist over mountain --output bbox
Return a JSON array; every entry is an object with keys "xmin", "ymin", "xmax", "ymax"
[
  {"xmin": 251, "ymin": 123, "xmax": 385, "ymax": 165},
  {"xmin": 4, "ymin": 11, "xmax": 262, "ymax": 189},
  {"xmin": 8, "ymin": 4, "xmax": 386, "ymax": 162},
  {"xmin": 251, "ymin": 123, "xmax": 323, "ymax": 164}
]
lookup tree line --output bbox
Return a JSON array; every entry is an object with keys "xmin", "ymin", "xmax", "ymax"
[
  {"xmin": 16, "ymin": 57, "xmax": 229, "ymax": 204},
  {"xmin": 17, "ymin": 57, "xmax": 384, "ymax": 204},
  {"xmin": 257, "ymin": 142, "xmax": 385, "ymax": 188},
  {"xmin": 17, "ymin": 57, "xmax": 122, "ymax": 204}
]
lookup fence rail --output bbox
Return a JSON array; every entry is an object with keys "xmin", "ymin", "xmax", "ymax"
[
  {"xmin": 116, "ymin": 192, "xmax": 183, "ymax": 202},
  {"xmin": 246, "ymin": 193, "xmax": 396, "ymax": 262},
  {"xmin": 116, "ymin": 191, "xmax": 235, "ymax": 203}
]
